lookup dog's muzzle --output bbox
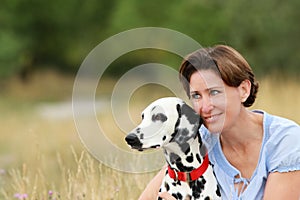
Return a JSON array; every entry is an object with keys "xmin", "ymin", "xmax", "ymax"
[{"xmin": 125, "ymin": 133, "xmax": 143, "ymax": 151}]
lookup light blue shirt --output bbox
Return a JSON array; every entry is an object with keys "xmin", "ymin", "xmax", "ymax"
[{"xmin": 200, "ymin": 110, "xmax": 300, "ymax": 200}]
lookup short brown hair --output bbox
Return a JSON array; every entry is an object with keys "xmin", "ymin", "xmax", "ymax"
[{"xmin": 179, "ymin": 45, "xmax": 259, "ymax": 107}]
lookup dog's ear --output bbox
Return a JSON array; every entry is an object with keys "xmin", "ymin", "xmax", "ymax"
[
  {"xmin": 170, "ymin": 102, "xmax": 203, "ymax": 155},
  {"xmin": 181, "ymin": 103, "xmax": 202, "ymax": 125},
  {"xmin": 176, "ymin": 102, "xmax": 203, "ymax": 127}
]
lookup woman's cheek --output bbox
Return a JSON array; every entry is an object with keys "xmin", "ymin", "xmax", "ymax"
[{"xmin": 192, "ymin": 101, "xmax": 201, "ymax": 115}]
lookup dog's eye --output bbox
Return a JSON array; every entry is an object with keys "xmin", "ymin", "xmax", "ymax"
[{"xmin": 152, "ymin": 113, "xmax": 167, "ymax": 122}]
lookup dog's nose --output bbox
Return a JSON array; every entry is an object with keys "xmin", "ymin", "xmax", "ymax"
[{"xmin": 125, "ymin": 133, "xmax": 142, "ymax": 148}]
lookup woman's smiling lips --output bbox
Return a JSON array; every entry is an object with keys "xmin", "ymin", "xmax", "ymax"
[{"xmin": 202, "ymin": 113, "xmax": 222, "ymax": 123}]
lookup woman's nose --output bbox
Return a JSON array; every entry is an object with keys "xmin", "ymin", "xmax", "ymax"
[{"xmin": 200, "ymin": 96, "xmax": 214, "ymax": 114}]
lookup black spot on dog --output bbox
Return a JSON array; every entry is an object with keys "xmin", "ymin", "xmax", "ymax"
[
  {"xmin": 172, "ymin": 192, "xmax": 183, "ymax": 200},
  {"xmin": 171, "ymin": 180, "xmax": 181, "ymax": 186},
  {"xmin": 162, "ymin": 135, "xmax": 166, "ymax": 141},
  {"xmin": 216, "ymin": 184, "xmax": 221, "ymax": 197},
  {"xmin": 151, "ymin": 106, "xmax": 157, "ymax": 111},
  {"xmin": 174, "ymin": 118, "xmax": 180, "ymax": 133},
  {"xmin": 186, "ymin": 153, "xmax": 193, "ymax": 163},
  {"xmin": 169, "ymin": 153, "xmax": 180, "ymax": 165},
  {"xmin": 171, "ymin": 104, "xmax": 181, "ymax": 140},
  {"xmin": 178, "ymin": 128, "xmax": 189, "ymax": 137},
  {"xmin": 196, "ymin": 153, "xmax": 201, "ymax": 163},
  {"xmin": 194, "ymin": 123, "xmax": 202, "ymax": 134},
  {"xmin": 140, "ymin": 133, "xmax": 144, "ymax": 139},
  {"xmin": 170, "ymin": 127, "xmax": 194, "ymax": 154},
  {"xmin": 165, "ymin": 169, "xmax": 168, "ymax": 175},
  {"xmin": 183, "ymin": 144, "xmax": 190, "ymax": 155},
  {"xmin": 197, "ymin": 133, "xmax": 203, "ymax": 147},
  {"xmin": 177, "ymin": 161, "xmax": 193, "ymax": 172},
  {"xmin": 177, "ymin": 192, "xmax": 183, "ymax": 200},
  {"xmin": 190, "ymin": 177, "xmax": 207, "ymax": 199},
  {"xmin": 170, "ymin": 105, "xmax": 183, "ymax": 142},
  {"xmin": 136, "ymin": 128, "xmax": 141, "ymax": 134},
  {"xmin": 169, "ymin": 151, "xmax": 194, "ymax": 171},
  {"xmin": 176, "ymin": 104, "xmax": 182, "ymax": 118},
  {"xmin": 200, "ymin": 145, "xmax": 207, "ymax": 156},
  {"xmin": 165, "ymin": 182, "xmax": 170, "ymax": 191},
  {"xmin": 150, "ymin": 145, "xmax": 160, "ymax": 148},
  {"xmin": 172, "ymin": 128, "xmax": 190, "ymax": 143}
]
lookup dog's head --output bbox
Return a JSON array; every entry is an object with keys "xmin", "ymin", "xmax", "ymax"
[{"xmin": 125, "ymin": 97, "xmax": 203, "ymax": 152}]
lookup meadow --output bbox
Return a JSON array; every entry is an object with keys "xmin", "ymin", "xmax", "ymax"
[{"xmin": 0, "ymin": 70, "xmax": 299, "ymax": 200}]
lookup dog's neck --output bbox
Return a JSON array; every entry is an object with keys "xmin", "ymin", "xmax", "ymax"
[{"xmin": 163, "ymin": 131, "xmax": 207, "ymax": 172}]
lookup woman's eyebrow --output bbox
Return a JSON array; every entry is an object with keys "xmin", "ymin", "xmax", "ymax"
[
  {"xmin": 190, "ymin": 90, "xmax": 199, "ymax": 94},
  {"xmin": 190, "ymin": 86, "xmax": 223, "ymax": 93},
  {"xmin": 209, "ymin": 86, "xmax": 224, "ymax": 90}
]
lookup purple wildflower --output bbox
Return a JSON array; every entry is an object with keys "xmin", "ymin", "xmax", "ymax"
[
  {"xmin": 48, "ymin": 190, "xmax": 53, "ymax": 196},
  {"xmin": 13, "ymin": 193, "xmax": 28, "ymax": 199}
]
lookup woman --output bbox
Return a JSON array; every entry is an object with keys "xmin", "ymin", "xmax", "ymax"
[{"xmin": 139, "ymin": 45, "xmax": 300, "ymax": 200}]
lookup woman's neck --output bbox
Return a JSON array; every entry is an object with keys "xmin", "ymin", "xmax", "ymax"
[{"xmin": 220, "ymin": 109, "xmax": 263, "ymax": 151}]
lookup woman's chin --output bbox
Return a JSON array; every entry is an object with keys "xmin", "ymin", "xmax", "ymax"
[{"xmin": 204, "ymin": 121, "xmax": 224, "ymax": 134}]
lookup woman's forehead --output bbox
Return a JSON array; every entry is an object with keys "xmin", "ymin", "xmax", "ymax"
[{"xmin": 189, "ymin": 70, "xmax": 224, "ymax": 90}]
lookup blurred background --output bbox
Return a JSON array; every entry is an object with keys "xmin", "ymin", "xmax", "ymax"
[{"xmin": 0, "ymin": 0, "xmax": 299, "ymax": 199}]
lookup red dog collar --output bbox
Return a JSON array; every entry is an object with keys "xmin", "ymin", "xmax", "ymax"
[{"xmin": 167, "ymin": 154, "xmax": 209, "ymax": 182}]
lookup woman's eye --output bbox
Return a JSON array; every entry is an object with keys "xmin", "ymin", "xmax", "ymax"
[
  {"xmin": 191, "ymin": 93, "xmax": 201, "ymax": 100},
  {"xmin": 210, "ymin": 90, "xmax": 220, "ymax": 96}
]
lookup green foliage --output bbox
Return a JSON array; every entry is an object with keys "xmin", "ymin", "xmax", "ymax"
[
  {"xmin": 0, "ymin": 0, "xmax": 116, "ymax": 77},
  {"xmin": 0, "ymin": 0, "xmax": 299, "ymax": 78},
  {"xmin": 223, "ymin": 0, "xmax": 300, "ymax": 75}
]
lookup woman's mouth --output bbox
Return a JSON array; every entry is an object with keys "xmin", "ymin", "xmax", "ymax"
[{"xmin": 203, "ymin": 113, "xmax": 222, "ymax": 123}]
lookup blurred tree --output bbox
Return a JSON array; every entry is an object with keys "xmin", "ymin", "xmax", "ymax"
[
  {"xmin": 0, "ymin": 0, "xmax": 116, "ymax": 79},
  {"xmin": 0, "ymin": 0, "xmax": 299, "ymax": 79},
  {"xmin": 0, "ymin": 0, "xmax": 33, "ymax": 80},
  {"xmin": 224, "ymin": 0, "xmax": 300, "ymax": 75},
  {"xmin": 163, "ymin": 0, "xmax": 230, "ymax": 46}
]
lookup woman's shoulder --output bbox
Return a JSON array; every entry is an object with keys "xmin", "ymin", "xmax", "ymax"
[
  {"xmin": 261, "ymin": 110, "xmax": 300, "ymax": 140},
  {"xmin": 259, "ymin": 110, "xmax": 300, "ymax": 172}
]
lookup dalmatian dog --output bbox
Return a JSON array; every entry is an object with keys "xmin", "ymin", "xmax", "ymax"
[{"xmin": 125, "ymin": 97, "xmax": 221, "ymax": 200}]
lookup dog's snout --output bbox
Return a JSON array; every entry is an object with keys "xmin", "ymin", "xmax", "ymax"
[
  {"xmin": 125, "ymin": 133, "xmax": 139, "ymax": 144},
  {"xmin": 125, "ymin": 133, "xmax": 142, "ymax": 149}
]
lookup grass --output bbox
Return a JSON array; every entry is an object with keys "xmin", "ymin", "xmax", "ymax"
[
  {"xmin": 0, "ymin": 70, "xmax": 299, "ymax": 200},
  {"xmin": 253, "ymin": 75, "xmax": 300, "ymax": 122}
]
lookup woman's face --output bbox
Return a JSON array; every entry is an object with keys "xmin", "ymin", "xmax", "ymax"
[{"xmin": 189, "ymin": 70, "xmax": 245, "ymax": 133}]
